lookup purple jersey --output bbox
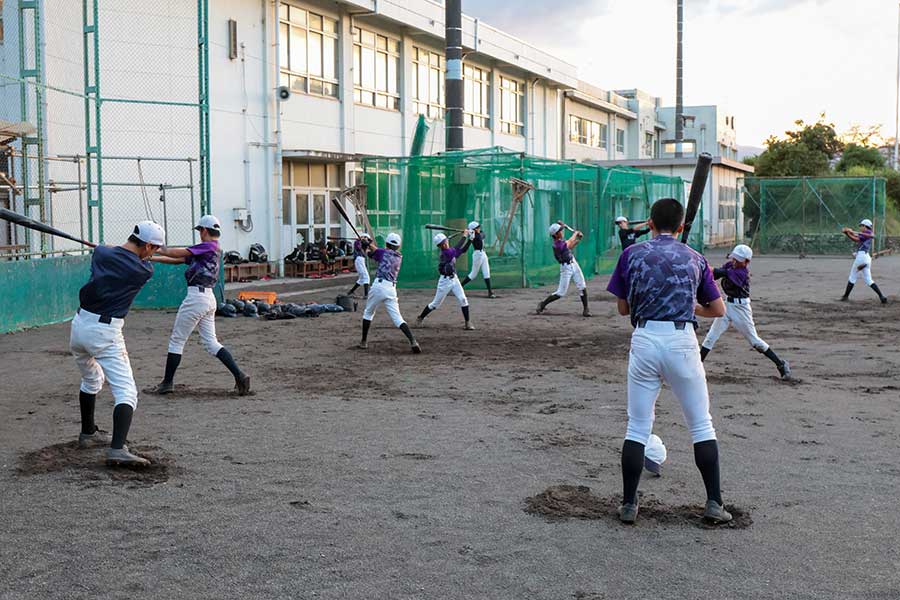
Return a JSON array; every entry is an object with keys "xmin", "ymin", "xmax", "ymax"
[
  {"xmin": 713, "ymin": 262, "xmax": 750, "ymax": 299},
  {"xmin": 184, "ymin": 240, "xmax": 220, "ymax": 287},
  {"xmin": 438, "ymin": 246, "xmax": 466, "ymax": 277},
  {"xmin": 607, "ymin": 234, "xmax": 721, "ymax": 327},
  {"xmin": 372, "ymin": 247, "xmax": 402, "ymax": 283},
  {"xmin": 553, "ymin": 239, "xmax": 573, "ymax": 264},
  {"xmin": 353, "ymin": 239, "xmax": 368, "ymax": 259},
  {"xmin": 857, "ymin": 230, "xmax": 874, "ymax": 253}
]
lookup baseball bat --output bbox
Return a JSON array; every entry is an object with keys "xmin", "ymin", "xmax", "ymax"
[
  {"xmin": 557, "ymin": 221, "xmax": 578, "ymax": 234},
  {"xmin": 680, "ymin": 152, "xmax": 712, "ymax": 244},
  {"xmin": 0, "ymin": 208, "xmax": 96, "ymax": 248},
  {"xmin": 425, "ymin": 223, "xmax": 464, "ymax": 233},
  {"xmin": 330, "ymin": 198, "xmax": 362, "ymax": 239}
]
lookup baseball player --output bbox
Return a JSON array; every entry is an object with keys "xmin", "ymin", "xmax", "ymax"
[
  {"xmin": 840, "ymin": 219, "xmax": 887, "ymax": 304},
  {"xmin": 416, "ymin": 231, "xmax": 475, "ymax": 330},
  {"xmin": 149, "ymin": 215, "xmax": 251, "ymax": 397},
  {"xmin": 359, "ymin": 232, "xmax": 421, "ymax": 353},
  {"xmin": 347, "ymin": 233, "xmax": 372, "ymax": 298},
  {"xmin": 607, "ymin": 197, "xmax": 731, "ymax": 525},
  {"xmin": 460, "ymin": 221, "xmax": 496, "ymax": 299},
  {"xmin": 70, "ymin": 221, "xmax": 166, "ymax": 467},
  {"xmin": 536, "ymin": 222, "xmax": 591, "ymax": 317},
  {"xmin": 699, "ymin": 244, "xmax": 791, "ymax": 380},
  {"xmin": 615, "ymin": 216, "xmax": 650, "ymax": 251}
]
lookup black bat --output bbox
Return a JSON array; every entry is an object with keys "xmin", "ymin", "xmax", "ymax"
[
  {"xmin": 330, "ymin": 198, "xmax": 362, "ymax": 239},
  {"xmin": 425, "ymin": 223, "xmax": 464, "ymax": 233},
  {"xmin": 0, "ymin": 208, "xmax": 96, "ymax": 247},
  {"xmin": 681, "ymin": 152, "xmax": 712, "ymax": 244}
]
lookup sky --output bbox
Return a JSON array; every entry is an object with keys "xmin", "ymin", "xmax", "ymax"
[{"xmin": 470, "ymin": 0, "xmax": 899, "ymax": 150}]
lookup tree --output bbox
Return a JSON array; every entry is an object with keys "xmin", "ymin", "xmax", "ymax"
[
  {"xmin": 751, "ymin": 115, "xmax": 842, "ymax": 177},
  {"xmin": 836, "ymin": 144, "xmax": 885, "ymax": 172}
]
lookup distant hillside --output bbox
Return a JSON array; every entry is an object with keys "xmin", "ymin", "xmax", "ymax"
[{"xmin": 737, "ymin": 145, "xmax": 764, "ymax": 161}]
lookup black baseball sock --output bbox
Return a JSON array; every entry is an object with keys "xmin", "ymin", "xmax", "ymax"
[
  {"xmin": 580, "ymin": 290, "xmax": 589, "ymax": 310},
  {"xmin": 162, "ymin": 352, "xmax": 182, "ymax": 384},
  {"xmin": 348, "ymin": 283, "xmax": 360, "ymax": 295},
  {"xmin": 871, "ymin": 283, "xmax": 887, "ymax": 300},
  {"xmin": 418, "ymin": 306, "xmax": 433, "ymax": 320},
  {"xmin": 485, "ymin": 278, "xmax": 494, "ymax": 295},
  {"xmin": 216, "ymin": 348, "xmax": 244, "ymax": 381},
  {"xmin": 700, "ymin": 346, "xmax": 711, "ymax": 362},
  {"xmin": 399, "ymin": 323, "xmax": 416, "ymax": 344},
  {"xmin": 762, "ymin": 348, "xmax": 783, "ymax": 367},
  {"xmin": 111, "ymin": 404, "xmax": 133, "ymax": 449},
  {"xmin": 693, "ymin": 439, "xmax": 723, "ymax": 505},
  {"xmin": 79, "ymin": 391, "xmax": 96, "ymax": 435},
  {"xmin": 361, "ymin": 318, "xmax": 372, "ymax": 342},
  {"xmin": 461, "ymin": 305, "xmax": 470, "ymax": 322},
  {"xmin": 461, "ymin": 276, "xmax": 471, "ymax": 287},
  {"xmin": 842, "ymin": 282, "xmax": 854, "ymax": 298},
  {"xmin": 540, "ymin": 294, "xmax": 560, "ymax": 310},
  {"xmin": 621, "ymin": 440, "xmax": 645, "ymax": 505},
  {"xmin": 363, "ymin": 284, "xmax": 369, "ymax": 297}
]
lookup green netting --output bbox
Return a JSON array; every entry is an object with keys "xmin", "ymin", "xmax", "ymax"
[
  {"xmin": 740, "ymin": 177, "xmax": 887, "ymax": 254},
  {"xmin": 362, "ymin": 147, "xmax": 694, "ymax": 289}
]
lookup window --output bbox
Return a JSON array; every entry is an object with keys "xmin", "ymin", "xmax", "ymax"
[
  {"xmin": 568, "ymin": 115, "xmax": 607, "ymax": 149},
  {"xmin": 412, "ymin": 47, "xmax": 445, "ymax": 119},
  {"xmin": 644, "ymin": 132, "xmax": 655, "ymax": 158},
  {"xmin": 279, "ymin": 3, "xmax": 339, "ymax": 98},
  {"xmin": 616, "ymin": 128, "xmax": 625, "ymax": 154},
  {"xmin": 499, "ymin": 76, "xmax": 524, "ymax": 136},
  {"xmin": 353, "ymin": 27, "xmax": 400, "ymax": 110},
  {"xmin": 718, "ymin": 186, "xmax": 737, "ymax": 220},
  {"xmin": 463, "ymin": 65, "xmax": 490, "ymax": 129}
]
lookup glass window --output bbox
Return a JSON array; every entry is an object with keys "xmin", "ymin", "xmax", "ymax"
[
  {"xmin": 353, "ymin": 27, "xmax": 401, "ymax": 110},
  {"xmin": 313, "ymin": 194, "xmax": 326, "ymax": 224},
  {"xmin": 412, "ymin": 47, "xmax": 445, "ymax": 119},
  {"xmin": 282, "ymin": 189, "xmax": 292, "ymax": 223},
  {"xmin": 278, "ymin": 3, "xmax": 339, "ymax": 98},
  {"xmin": 616, "ymin": 128, "xmax": 626, "ymax": 154},
  {"xmin": 463, "ymin": 65, "xmax": 490, "ymax": 128},
  {"xmin": 568, "ymin": 116, "xmax": 608, "ymax": 149},
  {"xmin": 499, "ymin": 76, "xmax": 524, "ymax": 136},
  {"xmin": 296, "ymin": 194, "xmax": 309, "ymax": 225}
]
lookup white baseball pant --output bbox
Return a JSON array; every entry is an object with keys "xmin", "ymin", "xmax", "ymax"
[
  {"xmin": 702, "ymin": 299, "xmax": 769, "ymax": 352},
  {"xmin": 167, "ymin": 287, "xmax": 224, "ymax": 356},
  {"xmin": 428, "ymin": 274, "xmax": 469, "ymax": 310},
  {"xmin": 69, "ymin": 309, "xmax": 139, "ymax": 409},
  {"xmin": 626, "ymin": 321, "xmax": 717, "ymax": 445},
  {"xmin": 355, "ymin": 256, "xmax": 371, "ymax": 286},
  {"xmin": 467, "ymin": 249, "xmax": 491, "ymax": 280},
  {"xmin": 554, "ymin": 260, "xmax": 586, "ymax": 297},
  {"xmin": 363, "ymin": 280, "xmax": 405, "ymax": 327},
  {"xmin": 848, "ymin": 251, "xmax": 873, "ymax": 286}
]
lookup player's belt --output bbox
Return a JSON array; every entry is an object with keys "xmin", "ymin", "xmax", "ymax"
[
  {"xmin": 636, "ymin": 319, "xmax": 692, "ymax": 330},
  {"xmin": 189, "ymin": 285, "xmax": 210, "ymax": 293},
  {"xmin": 375, "ymin": 277, "xmax": 395, "ymax": 286},
  {"xmin": 726, "ymin": 296, "xmax": 749, "ymax": 304}
]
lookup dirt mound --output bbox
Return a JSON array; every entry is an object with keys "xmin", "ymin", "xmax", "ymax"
[
  {"xmin": 524, "ymin": 485, "xmax": 752, "ymax": 530},
  {"xmin": 17, "ymin": 441, "xmax": 178, "ymax": 487}
]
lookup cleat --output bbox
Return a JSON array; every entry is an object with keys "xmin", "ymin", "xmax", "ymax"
[
  {"xmin": 410, "ymin": 342, "xmax": 422, "ymax": 354},
  {"xmin": 235, "ymin": 375, "xmax": 251, "ymax": 396},
  {"xmin": 703, "ymin": 500, "xmax": 733, "ymax": 524},
  {"xmin": 487, "ymin": 293, "xmax": 497, "ymax": 299},
  {"xmin": 778, "ymin": 361, "xmax": 792, "ymax": 380},
  {"xmin": 358, "ymin": 340, "xmax": 369, "ymax": 350},
  {"xmin": 415, "ymin": 317, "xmax": 425, "ymax": 327},
  {"xmin": 839, "ymin": 296, "xmax": 849, "ymax": 302},
  {"xmin": 582, "ymin": 309, "xmax": 593, "ymax": 318},
  {"xmin": 536, "ymin": 302, "xmax": 545, "ymax": 315},
  {"xmin": 618, "ymin": 503, "xmax": 638, "ymax": 524},
  {"xmin": 881, "ymin": 297, "xmax": 888, "ymax": 305},
  {"xmin": 78, "ymin": 427, "xmax": 111, "ymax": 449},
  {"xmin": 464, "ymin": 322, "xmax": 476, "ymax": 331},
  {"xmin": 106, "ymin": 446, "xmax": 150, "ymax": 467},
  {"xmin": 151, "ymin": 381, "xmax": 175, "ymax": 395}
]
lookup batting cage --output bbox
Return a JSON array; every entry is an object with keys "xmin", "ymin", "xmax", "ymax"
[
  {"xmin": 362, "ymin": 147, "xmax": 692, "ymax": 290},
  {"xmin": 740, "ymin": 176, "xmax": 887, "ymax": 254}
]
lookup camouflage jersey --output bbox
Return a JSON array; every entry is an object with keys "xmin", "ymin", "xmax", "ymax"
[
  {"xmin": 371, "ymin": 247, "xmax": 402, "ymax": 283},
  {"xmin": 606, "ymin": 234, "xmax": 720, "ymax": 327}
]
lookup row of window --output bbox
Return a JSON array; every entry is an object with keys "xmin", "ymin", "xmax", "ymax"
[
  {"xmin": 277, "ymin": 2, "xmax": 523, "ymax": 133},
  {"xmin": 567, "ymin": 115, "xmax": 627, "ymax": 154}
]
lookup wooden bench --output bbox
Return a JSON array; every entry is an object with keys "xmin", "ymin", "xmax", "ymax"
[
  {"xmin": 284, "ymin": 260, "xmax": 327, "ymax": 278},
  {"xmin": 224, "ymin": 262, "xmax": 270, "ymax": 283}
]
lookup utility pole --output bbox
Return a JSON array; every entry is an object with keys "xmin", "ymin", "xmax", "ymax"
[{"xmin": 445, "ymin": 0, "xmax": 464, "ymax": 151}]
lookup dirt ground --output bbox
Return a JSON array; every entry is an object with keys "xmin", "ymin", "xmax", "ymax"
[{"xmin": 2, "ymin": 251, "xmax": 899, "ymax": 600}]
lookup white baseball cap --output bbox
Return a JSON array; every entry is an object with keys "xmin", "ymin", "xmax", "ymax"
[
  {"xmin": 468, "ymin": 221, "xmax": 480, "ymax": 230},
  {"xmin": 385, "ymin": 232, "xmax": 401, "ymax": 246},
  {"xmin": 195, "ymin": 214, "xmax": 221, "ymax": 232},
  {"xmin": 859, "ymin": 218, "xmax": 873, "ymax": 228},
  {"xmin": 133, "ymin": 221, "xmax": 165, "ymax": 246},
  {"xmin": 730, "ymin": 244, "xmax": 753, "ymax": 262},
  {"xmin": 614, "ymin": 216, "xmax": 628, "ymax": 224},
  {"xmin": 433, "ymin": 233, "xmax": 448, "ymax": 246},
  {"xmin": 359, "ymin": 232, "xmax": 371, "ymax": 240},
  {"xmin": 548, "ymin": 223, "xmax": 563, "ymax": 236},
  {"xmin": 644, "ymin": 433, "xmax": 667, "ymax": 476}
]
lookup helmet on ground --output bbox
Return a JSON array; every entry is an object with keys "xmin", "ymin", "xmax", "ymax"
[
  {"xmin": 433, "ymin": 233, "xmax": 448, "ymax": 246},
  {"xmin": 385, "ymin": 232, "xmax": 401, "ymax": 246},
  {"xmin": 730, "ymin": 244, "xmax": 753, "ymax": 262},
  {"xmin": 468, "ymin": 221, "xmax": 480, "ymax": 230},
  {"xmin": 859, "ymin": 218, "xmax": 873, "ymax": 229},
  {"xmin": 548, "ymin": 223, "xmax": 563, "ymax": 236},
  {"xmin": 243, "ymin": 302, "xmax": 258, "ymax": 317},
  {"xmin": 232, "ymin": 299, "xmax": 246, "ymax": 312},
  {"xmin": 219, "ymin": 304, "xmax": 238, "ymax": 318}
]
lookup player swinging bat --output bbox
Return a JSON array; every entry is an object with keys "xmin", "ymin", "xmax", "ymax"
[{"xmin": 536, "ymin": 220, "xmax": 590, "ymax": 317}]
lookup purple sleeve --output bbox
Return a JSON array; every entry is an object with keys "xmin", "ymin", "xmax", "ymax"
[
  {"xmin": 606, "ymin": 250, "xmax": 630, "ymax": 299},
  {"xmin": 371, "ymin": 248, "xmax": 385, "ymax": 261},
  {"xmin": 696, "ymin": 264, "xmax": 722, "ymax": 305},
  {"xmin": 187, "ymin": 241, "xmax": 217, "ymax": 256}
]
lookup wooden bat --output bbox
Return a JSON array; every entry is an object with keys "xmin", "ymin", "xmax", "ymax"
[
  {"xmin": 330, "ymin": 198, "xmax": 362, "ymax": 239},
  {"xmin": 681, "ymin": 152, "xmax": 713, "ymax": 244},
  {"xmin": 873, "ymin": 248, "xmax": 893, "ymax": 260},
  {"xmin": 425, "ymin": 223, "xmax": 465, "ymax": 233},
  {"xmin": 0, "ymin": 208, "xmax": 96, "ymax": 247}
]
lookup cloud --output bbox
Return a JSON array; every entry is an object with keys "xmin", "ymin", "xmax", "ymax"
[{"xmin": 469, "ymin": 0, "xmax": 606, "ymax": 35}]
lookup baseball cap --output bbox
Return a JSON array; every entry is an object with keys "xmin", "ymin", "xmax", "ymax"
[
  {"xmin": 133, "ymin": 221, "xmax": 165, "ymax": 246},
  {"xmin": 195, "ymin": 214, "xmax": 221, "ymax": 231},
  {"xmin": 615, "ymin": 216, "xmax": 628, "ymax": 224},
  {"xmin": 468, "ymin": 221, "xmax": 480, "ymax": 230},
  {"xmin": 730, "ymin": 244, "xmax": 753, "ymax": 262},
  {"xmin": 859, "ymin": 218, "xmax": 873, "ymax": 228},
  {"xmin": 643, "ymin": 433, "xmax": 667, "ymax": 476},
  {"xmin": 548, "ymin": 223, "xmax": 563, "ymax": 236},
  {"xmin": 359, "ymin": 232, "xmax": 371, "ymax": 240},
  {"xmin": 433, "ymin": 233, "xmax": 448, "ymax": 246},
  {"xmin": 385, "ymin": 232, "xmax": 401, "ymax": 246}
]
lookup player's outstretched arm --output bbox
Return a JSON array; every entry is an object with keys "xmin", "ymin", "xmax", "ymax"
[
  {"xmin": 696, "ymin": 298, "xmax": 726, "ymax": 318},
  {"xmin": 566, "ymin": 231, "xmax": 583, "ymax": 249},
  {"xmin": 842, "ymin": 227, "xmax": 860, "ymax": 242},
  {"xmin": 155, "ymin": 246, "xmax": 193, "ymax": 259},
  {"xmin": 149, "ymin": 255, "xmax": 186, "ymax": 265}
]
